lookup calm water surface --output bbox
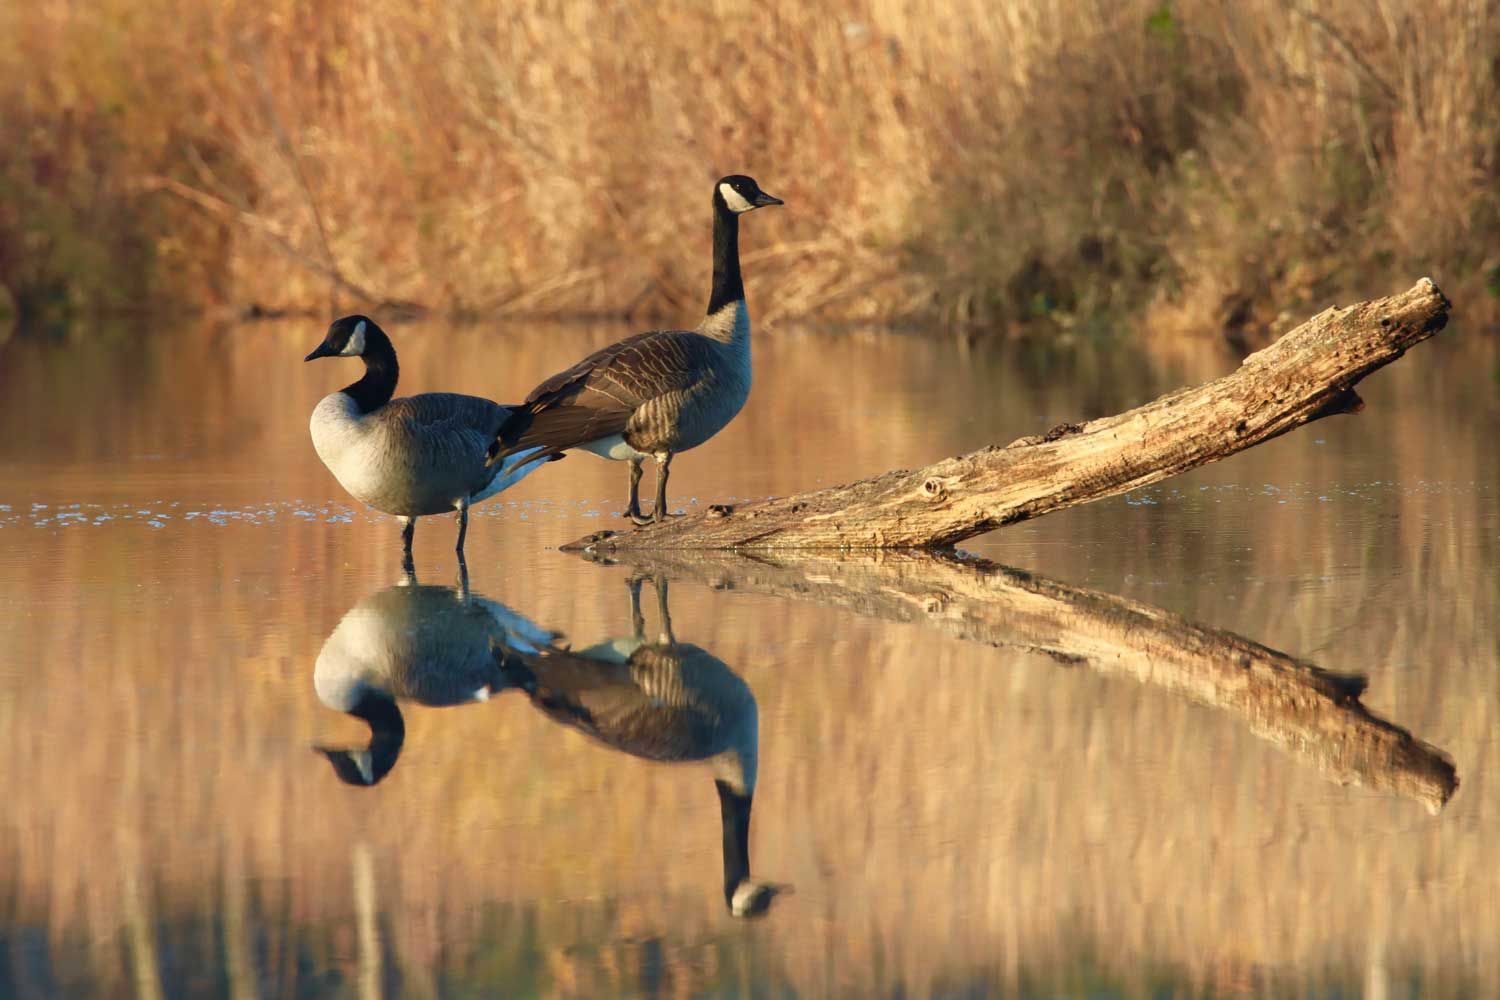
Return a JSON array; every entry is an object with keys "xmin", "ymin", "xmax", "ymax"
[{"xmin": 1, "ymin": 318, "xmax": 1496, "ymax": 998}]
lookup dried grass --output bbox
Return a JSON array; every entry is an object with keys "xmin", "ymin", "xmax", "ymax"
[{"xmin": 2, "ymin": 1, "xmax": 1497, "ymax": 334}]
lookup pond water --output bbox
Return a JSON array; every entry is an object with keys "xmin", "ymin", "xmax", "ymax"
[{"xmin": 0, "ymin": 316, "xmax": 1496, "ymax": 998}]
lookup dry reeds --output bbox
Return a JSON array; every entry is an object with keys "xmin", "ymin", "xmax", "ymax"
[{"xmin": 2, "ymin": 0, "xmax": 1498, "ymax": 335}]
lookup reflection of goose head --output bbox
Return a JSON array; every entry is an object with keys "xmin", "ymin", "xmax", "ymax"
[
  {"xmin": 517, "ymin": 574, "xmax": 783, "ymax": 918},
  {"xmin": 312, "ymin": 573, "xmax": 556, "ymax": 787}
]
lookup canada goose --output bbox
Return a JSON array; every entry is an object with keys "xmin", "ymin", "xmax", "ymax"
[
  {"xmin": 304, "ymin": 315, "xmax": 559, "ymax": 566},
  {"xmin": 508, "ymin": 575, "xmax": 780, "ymax": 917},
  {"xmin": 312, "ymin": 571, "xmax": 554, "ymax": 786},
  {"xmin": 491, "ymin": 175, "xmax": 783, "ymax": 524},
  {"xmin": 309, "ymin": 569, "xmax": 781, "ymax": 916}
]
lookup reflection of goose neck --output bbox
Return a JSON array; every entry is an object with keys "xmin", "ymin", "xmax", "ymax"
[
  {"xmin": 316, "ymin": 690, "xmax": 405, "ymax": 786},
  {"xmin": 715, "ymin": 778, "xmax": 757, "ymax": 914},
  {"xmin": 515, "ymin": 571, "xmax": 778, "ymax": 915}
]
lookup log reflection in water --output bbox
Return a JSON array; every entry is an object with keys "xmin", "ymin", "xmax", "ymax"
[{"xmin": 576, "ymin": 549, "xmax": 1459, "ymax": 813}]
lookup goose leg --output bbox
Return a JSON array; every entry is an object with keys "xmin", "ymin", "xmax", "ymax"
[
  {"xmin": 651, "ymin": 451, "xmax": 678, "ymax": 523},
  {"xmin": 455, "ymin": 497, "xmax": 470, "ymax": 560},
  {"xmin": 399, "ymin": 517, "xmax": 416, "ymax": 573},
  {"xmin": 654, "ymin": 575, "xmax": 674, "ymax": 644},
  {"xmin": 627, "ymin": 575, "xmax": 646, "ymax": 640},
  {"xmin": 627, "ymin": 458, "xmax": 651, "ymax": 526}
]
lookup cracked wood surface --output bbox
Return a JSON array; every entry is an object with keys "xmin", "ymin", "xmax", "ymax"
[
  {"xmin": 577, "ymin": 549, "xmax": 1458, "ymax": 813},
  {"xmin": 563, "ymin": 278, "xmax": 1451, "ymax": 552}
]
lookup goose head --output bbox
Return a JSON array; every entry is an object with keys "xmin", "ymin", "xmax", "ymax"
[
  {"xmin": 729, "ymin": 879, "xmax": 783, "ymax": 918},
  {"xmin": 305, "ymin": 314, "xmax": 381, "ymax": 362},
  {"xmin": 714, "ymin": 175, "xmax": 783, "ymax": 216}
]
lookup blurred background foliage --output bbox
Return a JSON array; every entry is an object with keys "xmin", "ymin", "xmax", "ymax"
[{"xmin": 1, "ymin": 0, "xmax": 1497, "ymax": 337}]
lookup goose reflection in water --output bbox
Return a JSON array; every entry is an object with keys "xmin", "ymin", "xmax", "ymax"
[
  {"xmin": 311, "ymin": 571, "xmax": 780, "ymax": 917},
  {"xmin": 312, "ymin": 570, "xmax": 556, "ymax": 785},
  {"xmin": 513, "ymin": 574, "xmax": 778, "ymax": 917}
]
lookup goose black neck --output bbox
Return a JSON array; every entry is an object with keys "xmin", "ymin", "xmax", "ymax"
[
  {"xmin": 321, "ymin": 692, "xmax": 405, "ymax": 785},
  {"xmin": 715, "ymin": 779, "xmax": 753, "ymax": 907},
  {"xmin": 706, "ymin": 202, "xmax": 744, "ymax": 316},
  {"xmin": 350, "ymin": 689, "xmax": 406, "ymax": 738},
  {"xmin": 352, "ymin": 691, "xmax": 406, "ymax": 785},
  {"xmin": 342, "ymin": 328, "xmax": 399, "ymax": 414}
]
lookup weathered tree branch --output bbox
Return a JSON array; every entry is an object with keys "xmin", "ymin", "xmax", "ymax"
[
  {"xmin": 580, "ymin": 549, "xmax": 1458, "ymax": 812},
  {"xmin": 565, "ymin": 279, "xmax": 1450, "ymax": 552}
]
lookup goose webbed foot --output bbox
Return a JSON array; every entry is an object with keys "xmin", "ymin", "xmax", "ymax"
[
  {"xmin": 625, "ymin": 454, "xmax": 685, "ymax": 525},
  {"xmin": 630, "ymin": 504, "xmax": 683, "ymax": 525}
]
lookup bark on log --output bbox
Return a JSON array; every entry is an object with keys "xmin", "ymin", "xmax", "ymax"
[
  {"xmin": 578, "ymin": 549, "xmax": 1458, "ymax": 813},
  {"xmin": 564, "ymin": 279, "xmax": 1450, "ymax": 552}
]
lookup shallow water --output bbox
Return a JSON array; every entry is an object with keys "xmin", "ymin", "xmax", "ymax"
[{"xmin": 1, "ymin": 317, "xmax": 1496, "ymax": 998}]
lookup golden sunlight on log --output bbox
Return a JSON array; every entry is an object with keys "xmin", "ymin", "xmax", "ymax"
[{"xmin": 566, "ymin": 280, "xmax": 1451, "ymax": 551}]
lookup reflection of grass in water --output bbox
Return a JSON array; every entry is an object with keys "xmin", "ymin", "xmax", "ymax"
[
  {"xmin": 1, "ymin": 898, "xmax": 778, "ymax": 998},
  {"xmin": 0, "ymin": 327, "xmax": 1496, "ymax": 997},
  {"xmin": 2, "ymin": 904, "xmax": 1478, "ymax": 998}
]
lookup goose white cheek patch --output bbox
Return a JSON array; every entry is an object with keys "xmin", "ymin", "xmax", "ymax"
[
  {"xmin": 719, "ymin": 184, "xmax": 755, "ymax": 213},
  {"xmin": 731, "ymin": 882, "xmax": 765, "ymax": 917},
  {"xmin": 340, "ymin": 320, "xmax": 367, "ymax": 356}
]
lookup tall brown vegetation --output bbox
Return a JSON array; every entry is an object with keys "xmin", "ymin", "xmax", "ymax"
[{"xmin": 2, "ymin": 0, "xmax": 1497, "ymax": 335}]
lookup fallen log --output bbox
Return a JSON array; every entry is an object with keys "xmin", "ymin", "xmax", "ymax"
[
  {"xmin": 563, "ymin": 279, "xmax": 1450, "ymax": 552},
  {"xmin": 577, "ymin": 549, "xmax": 1459, "ymax": 813}
]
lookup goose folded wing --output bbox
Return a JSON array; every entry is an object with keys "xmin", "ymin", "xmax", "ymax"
[
  {"xmin": 524, "ymin": 648, "xmax": 709, "ymax": 760},
  {"xmin": 383, "ymin": 393, "xmax": 506, "ymax": 458},
  {"xmin": 495, "ymin": 330, "xmax": 710, "ymax": 456}
]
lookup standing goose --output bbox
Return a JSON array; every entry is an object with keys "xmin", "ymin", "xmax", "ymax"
[
  {"xmin": 304, "ymin": 315, "xmax": 558, "ymax": 566},
  {"xmin": 507, "ymin": 575, "xmax": 780, "ymax": 917},
  {"xmin": 491, "ymin": 175, "xmax": 783, "ymax": 523}
]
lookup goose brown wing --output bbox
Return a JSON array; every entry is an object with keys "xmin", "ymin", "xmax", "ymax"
[
  {"xmin": 520, "ymin": 646, "xmax": 717, "ymax": 762},
  {"xmin": 381, "ymin": 393, "xmax": 509, "ymax": 463},
  {"xmin": 384, "ymin": 392, "xmax": 507, "ymax": 434},
  {"xmin": 493, "ymin": 330, "xmax": 712, "ymax": 457}
]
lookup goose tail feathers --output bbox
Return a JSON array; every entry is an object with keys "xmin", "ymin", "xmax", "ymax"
[
  {"xmin": 486, "ymin": 402, "xmax": 590, "ymax": 468},
  {"xmin": 475, "ymin": 445, "xmax": 561, "ymax": 501}
]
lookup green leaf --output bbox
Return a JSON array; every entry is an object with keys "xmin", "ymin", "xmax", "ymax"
[{"xmin": 1146, "ymin": 4, "xmax": 1179, "ymax": 41}]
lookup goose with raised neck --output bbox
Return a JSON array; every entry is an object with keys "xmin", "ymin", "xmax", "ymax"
[
  {"xmin": 304, "ymin": 315, "xmax": 559, "ymax": 567},
  {"xmin": 490, "ymin": 175, "xmax": 783, "ymax": 524}
]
